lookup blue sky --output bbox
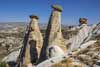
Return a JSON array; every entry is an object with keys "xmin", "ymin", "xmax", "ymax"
[{"xmin": 0, "ymin": 0, "xmax": 100, "ymax": 25}]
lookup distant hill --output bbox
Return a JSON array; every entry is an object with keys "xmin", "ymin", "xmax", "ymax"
[{"xmin": 0, "ymin": 22, "xmax": 71, "ymax": 30}]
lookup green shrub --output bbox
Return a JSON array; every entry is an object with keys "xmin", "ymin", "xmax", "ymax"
[{"xmin": 0, "ymin": 62, "xmax": 7, "ymax": 67}]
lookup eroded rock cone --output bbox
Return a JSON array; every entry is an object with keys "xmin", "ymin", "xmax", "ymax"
[
  {"xmin": 29, "ymin": 15, "xmax": 43, "ymax": 58},
  {"xmin": 38, "ymin": 4, "xmax": 66, "ymax": 63},
  {"xmin": 22, "ymin": 15, "xmax": 43, "ymax": 67}
]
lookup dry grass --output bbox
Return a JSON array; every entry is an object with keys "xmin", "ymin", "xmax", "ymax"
[{"xmin": 51, "ymin": 58, "xmax": 83, "ymax": 67}]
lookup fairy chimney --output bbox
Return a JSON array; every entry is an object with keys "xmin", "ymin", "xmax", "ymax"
[
  {"xmin": 22, "ymin": 15, "xmax": 43, "ymax": 66},
  {"xmin": 29, "ymin": 15, "xmax": 43, "ymax": 58},
  {"xmin": 38, "ymin": 4, "xmax": 66, "ymax": 63}
]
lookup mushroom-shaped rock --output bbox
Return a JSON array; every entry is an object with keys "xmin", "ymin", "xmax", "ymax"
[
  {"xmin": 38, "ymin": 4, "xmax": 66, "ymax": 63},
  {"xmin": 17, "ymin": 14, "xmax": 43, "ymax": 67}
]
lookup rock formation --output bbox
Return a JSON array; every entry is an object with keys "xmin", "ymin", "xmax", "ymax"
[
  {"xmin": 38, "ymin": 4, "xmax": 66, "ymax": 63},
  {"xmin": 46, "ymin": 45, "xmax": 65, "ymax": 58},
  {"xmin": 29, "ymin": 15, "xmax": 43, "ymax": 58},
  {"xmin": 1, "ymin": 4, "xmax": 100, "ymax": 67},
  {"xmin": 68, "ymin": 18, "xmax": 91, "ymax": 52},
  {"xmin": 37, "ymin": 17, "xmax": 100, "ymax": 67},
  {"xmin": 17, "ymin": 15, "xmax": 43, "ymax": 67}
]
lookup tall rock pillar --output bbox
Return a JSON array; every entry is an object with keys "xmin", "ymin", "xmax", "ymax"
[
  {"xmin": 47, "ymin": 4, "xmax": 64, "ymax": 46},
  {"xmin": 22, "ymin": 15, "xmax": 43, "ymax": 67},
  {"xmin": 39, "ymin": 4, "xmax": 66, "ymax": 63},
  {"xmin": 29, "ymin": 15, "xmax": 43, "ymax": 57}
]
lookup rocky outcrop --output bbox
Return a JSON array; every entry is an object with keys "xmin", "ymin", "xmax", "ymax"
[
  {"xmin": 17, "ymin": 15, "xmax": 43, "ymax": 67},
  {"xmin": 38, "ymin": 4, "xmax": 66, "ymax": 63},
  {"xmin": 29, "ymin": 15, "xmax": 43, "ymax": 58}
]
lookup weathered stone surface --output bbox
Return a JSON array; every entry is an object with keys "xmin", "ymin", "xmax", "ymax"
[
  {"xmin": 37, "ymin": 54, "xmax": 68, "ymax": 67},
  {"xmin": 23, "ymin": 42, "xmax": 31, "ymax": 66},
  {"xmin": 38, "ymin": 4, "xmax": 66, "ymax": 63},
  {"xmin": 2, "ymin": 49, "xmax": 20, "ymax": 62},
  {"xmin": 46, "ymin": 45, "xmax": 65, "ymax": 58},
  {"xmin": 17, "ymin": 15, "xmax": 43, "ymax": 66},
  {"xmin": 29, "ymin": 15, "xmax": 43, "ymax": 57},
  {"xmin": 67, "ymin": 18, "xmax": 95, "ymax": 52},
  {"xmin": 70, "ymin": 24, "xmax": 89, "ymax": 51}
]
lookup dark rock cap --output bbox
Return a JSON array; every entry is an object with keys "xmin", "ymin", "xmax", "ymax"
[
  {"xmin": 30, "ymin": 15, "xmax": 39, "ymax": 19},
  {"xmin": 79, "ymin": 18, "xmax": 87, "ymax": 24},
  {"xmin": 52, "ymin": 4, "xmax": 63, "ymax": 12}
]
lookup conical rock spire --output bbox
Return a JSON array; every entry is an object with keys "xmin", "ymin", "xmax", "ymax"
[
  {"xmin": 20, "ymin": 15, "xmax": 43, "ymax": 67},
  {"xmin": 39, "ymin": 4, "xmax": 66, "ymax": 63}
]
